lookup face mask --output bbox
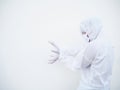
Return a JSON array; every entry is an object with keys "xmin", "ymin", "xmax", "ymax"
[{"xmin": 82, "ymin": 34, "xmax": 90, "ymax": 42}]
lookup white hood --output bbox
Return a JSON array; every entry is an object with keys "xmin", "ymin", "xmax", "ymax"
[{"xmin": 80, "ymin": 18, "xmax": 103, "ymax": 42}]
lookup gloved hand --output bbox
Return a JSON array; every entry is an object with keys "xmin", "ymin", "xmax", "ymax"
[{"xmin": 48, "ymin": 41, "xmax": 60, "ymax": 64}]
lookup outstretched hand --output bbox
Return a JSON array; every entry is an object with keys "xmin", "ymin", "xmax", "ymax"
[{"xmin": 48, "ymin": 41, "xmax": 60, "ymax": 64}]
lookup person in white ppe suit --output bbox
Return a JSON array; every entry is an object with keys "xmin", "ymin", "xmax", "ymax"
[{"xmin": 48, "ymin": 18, "xmax": 114, "ymax": 90}]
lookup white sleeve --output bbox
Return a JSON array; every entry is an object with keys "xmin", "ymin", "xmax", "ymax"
[
  {"xmin": 58, "ymin": 49, "xmax": 79, "ymax": 61},
  {"xmin": 81, "ymin": 43, "xmax": 97, "ymax": 68},
  {"xmin": 58, "ymin": 43, "xmax": 97, "ymax": 71},
  {"xmin": 58, "ymin": 46, "xmax": 86, "ymax": 71}
]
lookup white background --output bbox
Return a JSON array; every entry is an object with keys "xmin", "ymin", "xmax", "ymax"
[{"xmin": 0, "ymin": 0, "xmax": 120, "ymax": 90}]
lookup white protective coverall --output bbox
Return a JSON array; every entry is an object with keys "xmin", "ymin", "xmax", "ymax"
[{"xmin": 58, "ymin": 18, "xmax": 114, "ymax": 90}]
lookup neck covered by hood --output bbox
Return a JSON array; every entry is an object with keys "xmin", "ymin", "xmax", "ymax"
[{"xmin": 80, "ymin": 18, "xmax": 103, "ymax": 42}]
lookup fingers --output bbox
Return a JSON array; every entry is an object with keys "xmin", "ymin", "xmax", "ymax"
[
  {"xmin": 48, "ymin": 53, "xmax": 59, "ymax": 64},
  {"xmin": 48, "ymin": 41, "xmax": 60, "ymax": 64},
  {"xmin": 49, "ymin": 41, "xmax": 60, "ymax": 54},
  {"xmin": 48, "ymin": 41, "xmax": 59, "ymax": 51},
  {"xmin": 48, "ymin": 59, "xmax": 56, "ymax": 64},
  {"xmin": 48, "ymin": 57, "xmax": 59, "ymax": 64},
  {"xmin": 51, "ymin": 50, "xmax": 60, "ymax": 54}
]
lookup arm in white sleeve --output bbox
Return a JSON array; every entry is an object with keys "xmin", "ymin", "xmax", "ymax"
[
  {"xmin": 58, "ymin": 46, "xmax": 87, "ymax": 71},
  {"xmin": 58, "ymin": 43, "xmax": 97, "ymax": 71},
  {"xmin": 81, "ymin": 43, "xmax": 97, "ymax": 68},
  {"xmin": 58, "ymin": 48, "xmax": 79, "ymax": 61}
]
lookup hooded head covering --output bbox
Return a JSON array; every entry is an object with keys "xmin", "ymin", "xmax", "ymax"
[{"xmin": 80, "ymin": 18, "xmax": 103, "ymax": 42}]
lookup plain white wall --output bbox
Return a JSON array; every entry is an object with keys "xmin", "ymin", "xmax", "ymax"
[{"xmin": 0, "ymin": 0, "xmax": 120, "ymax": 90}]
